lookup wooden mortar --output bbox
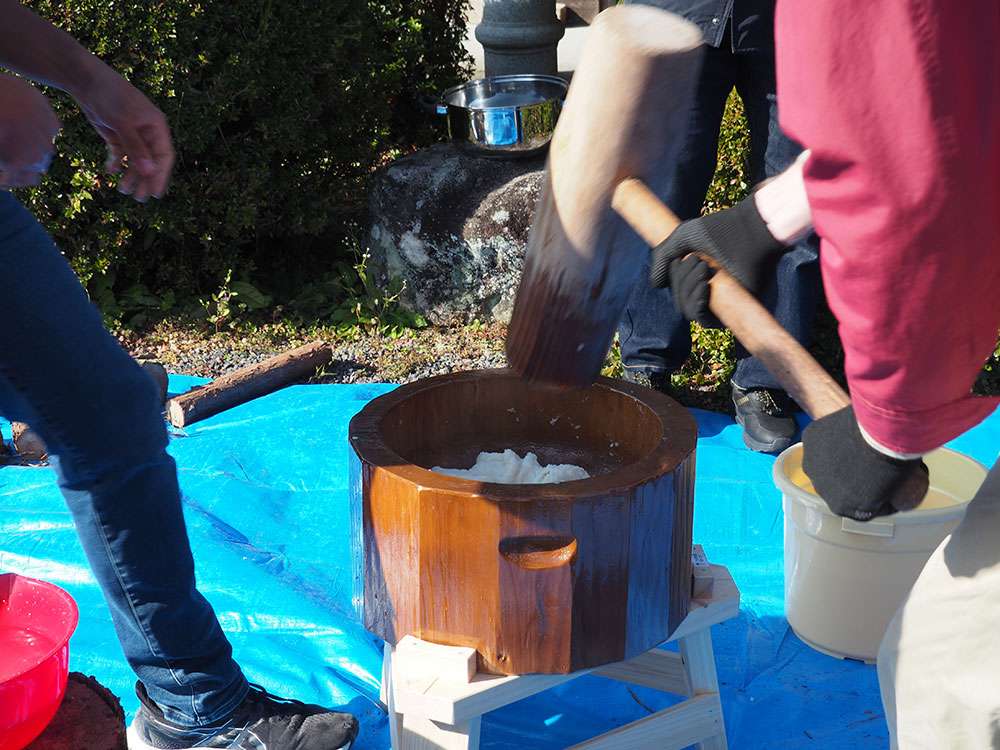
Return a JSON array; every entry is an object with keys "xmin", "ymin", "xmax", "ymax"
[{"xmin": 349, "ymin": 369, "xmax": 697, "ymax": 675}]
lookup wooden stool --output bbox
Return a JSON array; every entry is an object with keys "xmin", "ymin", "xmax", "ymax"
[{"xmin": 381, "ymin": 554, "xmax": 739, "ymax": 750}]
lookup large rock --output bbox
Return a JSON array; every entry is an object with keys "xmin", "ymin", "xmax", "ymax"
[{"xmin": 368, "ymin": 144, "xmax": 544, "ymax": 325}]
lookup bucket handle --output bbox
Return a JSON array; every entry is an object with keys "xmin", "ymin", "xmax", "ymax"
[{"xmin": 841, "ymin": 517, "xmax": 895, "ymax": 538}]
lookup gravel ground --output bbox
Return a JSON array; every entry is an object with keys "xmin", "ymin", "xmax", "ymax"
[
  {"xmin": 126, "ymin": 322, "xmax": 510, "ymax": 384},
  {"xmin": 123, "ymin": 320, "xmax": 735, "ymax": 412},
  {"xmin": 123, "ymin": 315, "xmax": 998, "ymax": 414}
]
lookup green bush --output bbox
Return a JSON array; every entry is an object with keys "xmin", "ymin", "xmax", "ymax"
[
  {"xmin": 22, "ymin": 0, "xmax": 471, "ymax": 312},
  {"xmin": 704, "ymin": 90, "xmax": 750, "ymax": 212}
]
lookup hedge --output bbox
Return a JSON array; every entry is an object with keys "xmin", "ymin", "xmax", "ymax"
[{"xmin": 22, "ymin": 0, "xmax": 471, "ymax": 310}]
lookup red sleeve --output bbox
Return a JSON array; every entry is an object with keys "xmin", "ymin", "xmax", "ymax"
[{"xmin": 775, "ymin": 0, "xmax": 1000, "ymax": 454}]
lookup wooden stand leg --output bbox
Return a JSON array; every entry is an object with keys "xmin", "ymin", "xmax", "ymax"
[
  {"xmin": 382, "ymin": 643, "xmax": 403, "ymax": 749},
  {"xmin": 679, "ymin": 628, "xmax": 728, "ymax": 750},
  {"xmin": 383, "ymin": 564, "xmax": 738, "ymax": 749},
  {"xmin": 399, "ymin": 715, "xmax": 482, "ymax": 750},
  {"xmin": 385, "ymin": 640, "xmax": 482, "ymax": 750}
]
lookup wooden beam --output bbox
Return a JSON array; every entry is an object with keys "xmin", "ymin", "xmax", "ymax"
[
  {"xmin": 399, "ymin": 715, "xmax": 482, "ymax": 750},
  {"xmin": 568, "ymin": 694, "xmax": 723, "ymax": 750},
  {"xmin": 593, "ymin": 648, "xmax": 691, "ymax": 696},
  {"xmin": 680, "ymin": 629, "xmax": 728, "ymax": 750},
  {"xmin": 668, "ymin": 565, "xmax": 740, "ymax": 642},
  {"xmin": 395, "ymin": 636, "xmax": 478, "ymax": 684}
]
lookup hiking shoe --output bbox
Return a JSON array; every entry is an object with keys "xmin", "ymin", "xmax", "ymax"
[
  {"xmin": 732, "ymin": 384, "xmax": 798, "ymax": 454},
  {"xmin": 126, "ymin": 681, "xmax": 358, "ymax": 750},
  {"xmin": 622, "ymin": 368, "xmax": 674, "ymax": 395}
]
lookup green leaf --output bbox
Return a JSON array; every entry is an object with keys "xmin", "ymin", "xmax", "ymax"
[{"xmin": 230, "ymin": 280, "xmax": 272, "ymax": 310}]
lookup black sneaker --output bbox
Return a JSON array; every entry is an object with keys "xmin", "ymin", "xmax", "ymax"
[
  {"xmin": 621, "ymin": 368, "xmax": 673, "ymax": 395},
  {"xmin": 732, "ymin": 384, "xmax": 798, "ymax": 454},
  {"xmin": 126, "ymin": 681, "xmax": 358, "ymax": 750}
]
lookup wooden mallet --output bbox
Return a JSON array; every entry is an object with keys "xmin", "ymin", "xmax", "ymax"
[{"xmin": 506, "ymin": 5, "xmax": 848, "ymax": 419}]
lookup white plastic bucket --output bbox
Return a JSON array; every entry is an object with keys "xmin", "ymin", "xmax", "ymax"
[{"xmin": 774, "ymin": 443, "xmax": 988, "ymax": 663}]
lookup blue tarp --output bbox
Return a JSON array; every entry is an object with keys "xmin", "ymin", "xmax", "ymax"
[{"xmin": 1, "ymin": 378, "xmax": 996, "ymax": 749}]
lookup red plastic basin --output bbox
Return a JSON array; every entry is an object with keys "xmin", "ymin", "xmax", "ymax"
[{"xmin": 0, "ymin": 573, "xmax": 79, "ymax": 750}]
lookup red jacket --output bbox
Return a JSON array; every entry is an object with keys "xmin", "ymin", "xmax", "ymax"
[{"xmin": 775, "ymin": 0, "xmax": 1000, "ymax": 454}]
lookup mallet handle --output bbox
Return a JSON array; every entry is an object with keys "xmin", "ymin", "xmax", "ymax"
[{"xmin": 612, "ymin": 178, "xmax": 850, "ymax": 420}]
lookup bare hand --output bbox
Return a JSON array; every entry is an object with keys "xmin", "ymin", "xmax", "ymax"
[
  {"xmin": 0, "ymin": 75, "xmax": 60, "ymax": 188},
  {"xmin": 74, "ymin": 64, "xmax": 174, "ymax": 202}
]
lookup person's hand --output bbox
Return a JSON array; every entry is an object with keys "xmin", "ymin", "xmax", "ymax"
[
  {"xmin": 72, "ymin": 63, "xmax": 174, "ymax": 202},
  {"xmin": 649, "ymin": 196, "xmax": 786, "ymax": 326},
  {"xmin": 0, "ymin": 75, "xmax": 60, "ymax": 188},
  {"xmin": 802, "ymin": 406, "xmax": 930, "ymax": 521}
]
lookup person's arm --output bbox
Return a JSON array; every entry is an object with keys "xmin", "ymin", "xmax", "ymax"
[
  {"xmin": 0, "ymin": 0, "xmax": 100, "ymax": 96},
  {"xmin": 752, "ymin": 150, "xmax": 811, "ymax": 244},
  {"xmin": 0, "ymin": 74, "xmax": 60, "ymax": 187},
  {"xmin": 775, "ymin": 0, "xmax": 999, "ymax": 516},
  {"xmin": 774, "ymin": 0, "xmax": 999, "ymax": 454},
  {"xmin": 647, "ymin": 151, "xmax": 813, "ymax": 326},
  {"xmin": 0, "ymin": 0, "xmax": 174, "ymax": 201}
]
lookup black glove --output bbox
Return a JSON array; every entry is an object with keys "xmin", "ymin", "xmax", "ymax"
[
  {"xmin": 801, "ymin": 406, "xmax": 930, "ymax": 521},
  {"xmin": 649, "ymin": 196, "xmax": 786, "ymax": 326}
]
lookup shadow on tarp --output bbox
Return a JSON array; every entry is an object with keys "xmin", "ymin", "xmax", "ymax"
[{"xmin": 0, "ymin": 377, "xmax": 995, "ymax": 749}]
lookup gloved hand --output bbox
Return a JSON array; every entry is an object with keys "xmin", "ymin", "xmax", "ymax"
[
  {"xmin": 802, "ymin": 406, "xmax": 930, "ymax": 521},
  {"xmin": 649, "ymin": 195, "xmax": 786, "ymax": 326}
]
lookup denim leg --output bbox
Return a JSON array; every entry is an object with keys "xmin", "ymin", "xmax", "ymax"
[
  {"xmin": 618, "ymin": 44, "xmax": 738, "ymax": 373},
  {"xmin": 731, "ymin": 54, "xmax": 822, "ymax": 393},
  {"xmin": 0, "ymin": 192, "xmax": 247, "ymax": 727}
]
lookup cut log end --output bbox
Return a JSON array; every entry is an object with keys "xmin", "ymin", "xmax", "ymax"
[{"xmin": 167, "ymin": 397, "xmax": 190, "ymax": 428}]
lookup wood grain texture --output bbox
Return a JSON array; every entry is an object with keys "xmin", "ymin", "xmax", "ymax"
[
  {"xmin": 680, "ymin": 628, "xmax": 728, "ymax": 750},
  {"xmin": 592, "ymin": 648, "xmax": 691, "ymax": 696},
  {"xmin": 399, "ymin": 715, "xmax": 482, "ymax": 750},
  {"xmin": 506, "ymin": 6, "xmax": 703, "ymax": 387},
  {"xmin": 395, "ymin": 636, "xmax": 477, "ymax": 684},
  {"xmin": 669, "ymin": 453, "xmax": 696, "ymax": 634},
  {"xmin": 387, "ymin": 562, "xmax": 740, "ymax": 727},
  {"xmin": 351, "ymin": 369, "xmax": 697, "ymax": 674},
  {"xmin": 381, "ymin": 643, "xmax": 404, "ymax": 750},
  {"xmin": 167, "ymin": 341, "xmax": 332, "ymax": 427},
  {"xmin": 668, "ymin": 564, "xmax": 740, "ymax": 642}
]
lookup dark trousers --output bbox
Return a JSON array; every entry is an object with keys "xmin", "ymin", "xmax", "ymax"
[
  {"xmin": 617, "ymin": 43, "xmax": 821, "ymax": 391},
  {"xmin": 0, "ymin": 192, "xmax": 247, "ymax": 727}
]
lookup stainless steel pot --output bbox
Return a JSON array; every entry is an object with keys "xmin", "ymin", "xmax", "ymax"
[{"xmin": 435, "ymin": 74, "xmax": 568, "ymax": 158}]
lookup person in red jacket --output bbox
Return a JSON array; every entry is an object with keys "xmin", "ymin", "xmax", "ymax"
[{"xmin": 652, "ymin": 1, "xmax": 999, "ymax": 745}]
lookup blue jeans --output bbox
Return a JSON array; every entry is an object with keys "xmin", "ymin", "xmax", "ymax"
[
  {"xmin": 618, "ymin": 43, "xmax": 821, "ymax": 391},
  {"xmin": 0, "ymin": 192, "xmax": 247, "ymax": 727}
]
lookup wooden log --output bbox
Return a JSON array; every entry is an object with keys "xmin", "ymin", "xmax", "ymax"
[
  {"xmin": 27, "ymin": 673, "xmax": 126, "ymax": 750},
  {"xmin": 167, "ymin": 342, "xmax": 332, "ymax": 428}
]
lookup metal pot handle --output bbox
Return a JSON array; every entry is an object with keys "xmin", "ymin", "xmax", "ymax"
[{"xmin": 417, "ymin": 93, "xmax": 447, "ymax": 116}]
